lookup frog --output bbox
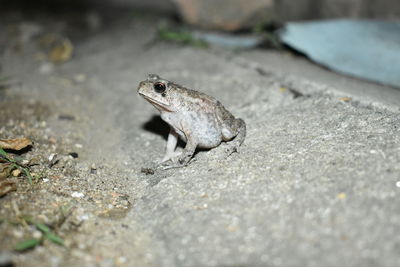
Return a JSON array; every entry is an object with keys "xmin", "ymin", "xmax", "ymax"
[{"xmin": 137, "ymin": 74, "xmax": 246, "ymax": 169}]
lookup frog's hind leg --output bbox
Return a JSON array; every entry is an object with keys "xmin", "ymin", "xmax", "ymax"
[{"xmin": 221, "ymin": 118, "xmax": 246, "ymax": 156}]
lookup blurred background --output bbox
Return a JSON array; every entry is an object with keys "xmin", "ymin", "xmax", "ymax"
[
  {"xmin": 4, "ymin": 0, "xmax": 400, "ymax": 29},
  {"xmin": 109, "ymin": 0, "xmax": 400, "ymax": 29},
  {"xmin": 2, "ymin": 0, "xmax": 400, "ymax": 88}
]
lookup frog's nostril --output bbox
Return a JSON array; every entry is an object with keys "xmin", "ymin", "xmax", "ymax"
[{"xmin": 138, "ymin": 82, "xmax": 145, "ymax": 91}]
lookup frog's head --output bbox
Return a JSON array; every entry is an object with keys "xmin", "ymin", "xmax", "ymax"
[{"xmin": 137, "ymin": 74, "xmax": 178, "ymax": 112}]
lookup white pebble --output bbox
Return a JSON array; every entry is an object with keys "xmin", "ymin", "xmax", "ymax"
[
  {"xmin": 78, "ymin": 214, "xmax": 89, "ymax": 221},
  {"xmin": 48, "ymin": 153, "xmax": 57, "ymax": 162},
  {"xmin": 71, "ymin": 191, "xmax": 85, "ymax": 198},
  {"xmin": 32, "ymin": 230, "xmax": 42, "ymax": 239}
]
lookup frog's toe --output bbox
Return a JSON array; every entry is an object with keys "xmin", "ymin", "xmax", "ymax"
[
  {"xmin": 177, "ymin": 151, "xmax": 196, "ymax": 165},
  {"xmin": 224, "ymin": 144, "xmax": 239, "ymax": 157},
  {"xmin": 159, "ymin": 161, "xmax": 187, "ymax": 170},
  {"xmin": 157, "ymin": 151, "xmax": 182, "ymax": 165},
  {"xmin": 156, "ymin": 152, "xmax": 195, "ymax": 170}
]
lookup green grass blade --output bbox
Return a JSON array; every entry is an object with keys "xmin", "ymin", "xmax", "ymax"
[
  {"xmin": 21, "ymin": 167, "xmax": 33, "ymax": 184},
  {"xmin": 0, "ymin": 147, "xmax": 15, "ymax": 163},
  {"xmin": 13, "ymin": 156, "xmax": 24, "ymax": 162},
  {"xmin": 0, "ymin": 76, "xmax": 10, "ymax": 82},
  {"xmin": 33, "ymin": 222, "xmax": 51, "ymax": 233},
  {"xmin": 45, "ymin": 232, "xmax": 64, "ymax": 245},
  {"xmin": 157, "ymin": 27, "xmax": 208, "ymax": 48},
  {"xmin": 14, "ymin": 238, "xmax": 41, "ymax": 251},
  {"xmin": 0, "ymin": 147, "xmax": 8, "ymax": 157}
]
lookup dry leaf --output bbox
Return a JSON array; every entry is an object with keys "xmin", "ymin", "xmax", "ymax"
[
  {"xmin": 49, "ymin": 38, "xmax": 73, "ymax": 63},
  {"xmin": 0, "ymin": 163, "xmax": 13, "ymax": 180},
  {"xmin": 0, "ymin": 138, "xmax": 32, "ymax": 150},
  {"xmin": 0, "ymin": 181, "xmax": 17, "ymax": 197}
]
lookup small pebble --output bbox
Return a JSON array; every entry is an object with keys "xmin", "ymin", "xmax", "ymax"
[
  {"xmin": 48, "ymin": 153, "xmax": 59, "ymax": 167},
  {"xmin": 90, "ymin": 164, "xmax": 97, "ymax": 174},
  {"xmin": 71, "ymin": 191, "xmax": 85, "ymax": 198},
  {"xmin": 12, "ymin": 169, "xmax": 22, "ymax": 177},
  {"xmin": 77, "ymin": 214, "xmax": 89, "ymax": 221},
  {"xmin": 13, "ymin": 230, "xmax": 23, "ymax": 238},
  {"xmin": 69, "ymin": 152, "xmax": 79, "ymax": 158},
  {"xmin": 48, "ymin": 153, "xmax": 56, "ymax": 161},
  {"xmin": 32, "ymin": 230, "xmax": 42, "ymax": 239},
  {"xmin": 141, "ymin": 167, "xmax": 154, "ymax": 175}
]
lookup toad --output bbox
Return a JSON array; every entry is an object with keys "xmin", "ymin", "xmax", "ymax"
[{"xmin": 137, "ymin": 74, "xmax": 246, "ymax": 168}]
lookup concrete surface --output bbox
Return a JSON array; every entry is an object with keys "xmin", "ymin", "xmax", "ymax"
[{"xmin": 1, "ymin": 6, "xmax": 400, "ymax": 267}]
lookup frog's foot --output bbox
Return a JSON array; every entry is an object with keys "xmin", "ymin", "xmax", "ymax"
[
  {"xmin": 156, "ymin": 151, "xmax": 182, "ymax": 165},
  {"xmin": 158, "ymin": 152, "xmax": 196, "ymax": 170},
  {"xmin": 177, "ymin": 151, "xmax": 195, "ymax": 165},
  {"xmin": 159, "ymin": 162, "xmax": 186, "ymax": 170},
  {"xmin": 158, "ymin": 160, "xmax": 187, "ymax": 170}
]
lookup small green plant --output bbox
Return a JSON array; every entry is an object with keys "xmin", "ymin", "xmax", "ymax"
[
  {"xmin": 252, "ymin": 15, "xmax": 282, "ymax": 50},
  {"xmin": 14, "ymin": 216, "xmax": 64, "ymax": 252},
  {"xmin": 156, "ymin": 26, "xmax": 208, "ymax": 48},
  {"xmin": 0, "ymin": 76, "xmax": 10, "ymax": 82},
  {"xmin": 0, "ymin": 147, "xmax": 34, "ymax": 183}
]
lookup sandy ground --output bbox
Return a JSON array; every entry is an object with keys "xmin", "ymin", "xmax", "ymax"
[{"xmin": 1, "ymin": 5, "xmax": 400, "ymax": 267}]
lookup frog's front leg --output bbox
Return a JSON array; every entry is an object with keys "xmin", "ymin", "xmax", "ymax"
[
  {"xmin": 159, "ymin": 127, "xmax": 181, "ymax": 164},
  {"xmin": 161, "ymin": 133, "xmax": 198, "ymax": 169}
]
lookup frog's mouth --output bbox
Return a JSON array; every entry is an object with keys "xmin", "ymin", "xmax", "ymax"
[{"xmin": 140, "ymin": 94, "xmax": 173, "ymax": 112}]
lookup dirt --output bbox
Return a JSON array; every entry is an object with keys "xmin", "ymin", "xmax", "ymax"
[
  {"xmin": 0, "ymin": 93, "xmax": 133, "ymax": 265},
  {"xmin": 0, "ymin": 6, "xmax": 149, "ymax": 266}
]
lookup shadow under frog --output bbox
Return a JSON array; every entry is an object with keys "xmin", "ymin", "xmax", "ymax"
[{"xmin": 142, "ymin": 115, "xmax": 199, "ymax": 154}]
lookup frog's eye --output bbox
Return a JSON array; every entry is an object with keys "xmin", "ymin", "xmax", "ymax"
[{"xmin": 154, "ymin": 82, "xmax": 166, "ymax": 94}]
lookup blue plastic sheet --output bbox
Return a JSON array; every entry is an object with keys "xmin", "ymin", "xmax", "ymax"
[{"xmin": 279, "ymin": 19, "xmax": 400, "ymax": 88}]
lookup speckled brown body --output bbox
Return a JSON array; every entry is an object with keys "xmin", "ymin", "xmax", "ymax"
[{"xmin": 137, "ymin": 74, "xmax": 246, "ymax": 168}]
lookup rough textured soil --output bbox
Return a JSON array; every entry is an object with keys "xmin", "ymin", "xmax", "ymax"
[{"xmin": 1, "ymin": 5, "xmax": 400, "ymax": 267}]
